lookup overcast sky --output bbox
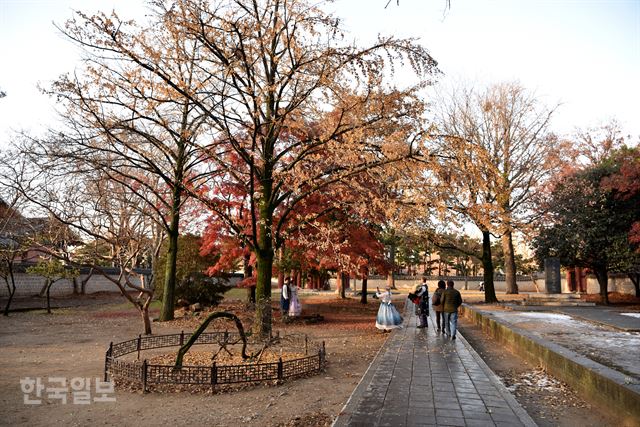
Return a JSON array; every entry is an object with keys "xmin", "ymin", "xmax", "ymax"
[{"xmin": 1, "ymin": 0, "xmax": 639, "ymax": 149}]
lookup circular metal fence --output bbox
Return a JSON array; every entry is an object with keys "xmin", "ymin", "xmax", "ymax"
[{"xmin": 104, "ymin": 331, "xmax": 326, "ymax": 392}]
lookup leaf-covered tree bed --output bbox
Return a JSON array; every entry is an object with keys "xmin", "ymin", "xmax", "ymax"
[
  {"xmin": 581, "ymin": 292, "xmax": 640, "ymax": 308},
  {"xmin": 148, "ymin": 350, "xmax": 306, "ymax": 367},
  {"xmin": 168, "ymin": 297, "xmax": 384, "ymax": 333}
]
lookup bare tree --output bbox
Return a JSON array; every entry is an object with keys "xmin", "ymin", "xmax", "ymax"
[
  {"xmin": 54, "ymin": 0, "xmax": 436, "ymax": 337},
  {"xmin": 30, "ymin": 13, "xmax": 213, "ymax": 322},
  {"xmin": 574, "ymin": 119, "xmax": 628, "ymax": 166},
  {"xmin": 430, "ymin": 82, "xmax": 560, "ymax": 298},
  {"xmin": 0, "ymin": 191, "xmax": 27, "ymax": 315},
  {"xmin": 0, "ymin": 155, "xmax": 161, "ymax": 334}
]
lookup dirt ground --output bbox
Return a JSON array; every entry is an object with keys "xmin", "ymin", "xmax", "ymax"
[
  {"xmin": 0, "ymin": 294, "xmax": 386, "ymax": 427},
  {"xmin": 2, "ymin": 291, "xmax": 635, "ymax": 427}
]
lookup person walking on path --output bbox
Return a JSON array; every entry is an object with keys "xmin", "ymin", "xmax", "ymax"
[
  {"xmin": 375, "ymin": 286, "xmax": 403, "ymax": 331},
  {"xmin": 431, "ymin": 280, "xmax": 446, "ymax": 333},
  {"xmin": 441, "ymin": 279, "xmax": 462, "ymax": 339},
  {"xmin": 281, "ymin": 277, "xmax": 291, "ymax": 320},
  {"xmin": 415, "ymin": 278, "xmax": 429, "ymax": 328}
]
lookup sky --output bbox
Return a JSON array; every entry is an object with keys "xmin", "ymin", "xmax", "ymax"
[{"xmin": 0, "ymin": 0, "xmax": 639, "ymax": 149}]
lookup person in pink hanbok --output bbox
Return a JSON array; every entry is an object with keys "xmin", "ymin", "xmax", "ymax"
[{"xmin": 288, "ymin": 284, "xmax": 301, "ymax": 317}]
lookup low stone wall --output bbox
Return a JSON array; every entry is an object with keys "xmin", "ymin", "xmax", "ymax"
[
  {"xmin": 333, "ymin": 277, "xmax": 541, "ymax": 293},
  {"xmin": 0, "ymin": 272, "xmax": 145, "ymax": 297},
  {"xmin": 332, "ymin": 275, "xmax": 636, "ymax": 295},
  {"xmin": 1, "ymin": 271, "xmax": 244, "ymax": 298},
  {"xmin": 578, "ymin": 274, "xmax": 636, "ymax": 295},
  {"xmin": 460, "ymin": 305, "xmax": 640, "ymax": 424}
]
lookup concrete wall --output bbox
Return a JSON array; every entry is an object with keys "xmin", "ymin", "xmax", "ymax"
[
  {"xmin": 1, "ymin": 272, "xmax": 244, "ymax": 298},
  {"xmin": 579, "ymin": 274, "xmax": 636, "ymax": 295},
  {"xmin": 6, "ymin": 271, "xmax": 632, "ymax": 298},
  {"xmin": 0, "ymin": 272, "xmax": 145, "ymax": 297},
  {"xmin": 332, "ymin": 274, "xmax": 636, "ymax": 295}
]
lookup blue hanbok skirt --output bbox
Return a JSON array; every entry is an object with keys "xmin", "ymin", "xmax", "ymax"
[{"xmin": 375, "ymin": 302, "xmax": 403, "ymax": 330}]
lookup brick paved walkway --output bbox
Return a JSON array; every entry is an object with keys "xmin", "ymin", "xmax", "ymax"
[{"xmin": 333, "ymin": 303, "xmax": 537, "ymax": 427}]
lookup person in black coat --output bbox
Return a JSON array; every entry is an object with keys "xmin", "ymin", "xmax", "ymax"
[{"xmin": 415, "ymin": 278, "xmax": 429, "ymax": 328}]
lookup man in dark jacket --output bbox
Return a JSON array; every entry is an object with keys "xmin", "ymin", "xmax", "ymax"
[
  {"xmin": 441, "ymin": 280, "xmax": 462, "ymax": 339},
  {"xmin": 280, "ymin": 277, "xmax": 291, "ymax": 320}
]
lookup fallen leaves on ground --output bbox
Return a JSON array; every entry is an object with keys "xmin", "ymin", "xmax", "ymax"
[
  {"xmin": 149, "ymin": 350, "xmax": 305, "ymax": 366},
  {"xmin": 500, "ymin": 367, "xmax": 591, "ymax": 410},
  {"xmin": 276, "ymin": 411, "xmax": 333, "ymax": 427}
]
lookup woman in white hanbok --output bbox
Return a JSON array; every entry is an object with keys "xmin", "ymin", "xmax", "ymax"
[
  {"xmin": 375, "ymin": 287, "xmax": 403, "ymax": 331},
  {"xmin": 288, "ymin": 285, "xmax": 302, "ymax": 317}
]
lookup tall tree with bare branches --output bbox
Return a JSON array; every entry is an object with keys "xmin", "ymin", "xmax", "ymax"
[
  {"xmin": 0, "ymin": 155, "xmax": 162, "ymax": 334},
  {"xmin": 50, "ymin": 0, "xmax": 436, "ymax": 337},
  {"xmin": 429, "ymin": 82, "xmax": 561, "ymax": 299},
  {"xmin": 19, "ymin": 11, "xmax": 213, "ymax": 321}
]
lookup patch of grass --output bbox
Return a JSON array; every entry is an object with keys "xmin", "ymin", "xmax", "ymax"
[
  {"xmin": 222, "ymin": 286, "xmax": 291, "ymax": 302},
  {"xmin": 223, "ymin": 287, "xmax": 248, "ymax": 301},
  {"xmin": 95, "ymin": 299, "xmax": 162, "ymax": 313}
]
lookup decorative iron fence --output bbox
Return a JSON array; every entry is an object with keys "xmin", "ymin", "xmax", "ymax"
[{"xmin": 104, "ymin": 331, "xmax": 326, "ymax": 392}]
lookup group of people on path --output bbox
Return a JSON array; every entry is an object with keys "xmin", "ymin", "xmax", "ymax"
[
  {"xmin": 280, "ymin": 275, "xmax": 462, "ymax": 334},
  {"xmin": 280, "ymin": 276, "xmax": 301, "ymax": 319},
  {"xmin": 375, "ymin": 278, "xmax": 463, "ymax": 339},
  {"xmin": 430, "ymin": 279, "xmax": 463, "ymax": 339}
]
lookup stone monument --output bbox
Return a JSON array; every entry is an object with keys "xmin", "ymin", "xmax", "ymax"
[{"xmin": 544, "ymin": 257, "xmax": 561, "ymax": 293}]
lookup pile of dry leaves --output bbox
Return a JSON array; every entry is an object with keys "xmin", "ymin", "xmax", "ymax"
[{"xmin": 501, "ymin": 367, "xmax": 591, "ymax": 410}]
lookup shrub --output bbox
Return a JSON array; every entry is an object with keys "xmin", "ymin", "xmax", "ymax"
[{"xmin": 175, "ymin": 272, "xmax": 230, "ymax": 307}]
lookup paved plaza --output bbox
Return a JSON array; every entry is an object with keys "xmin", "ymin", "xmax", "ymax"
[{"xmin": 333, "ymin": 304, "xmax": 537, "ymax": 427}]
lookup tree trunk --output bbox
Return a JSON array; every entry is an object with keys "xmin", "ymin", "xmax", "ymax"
[
  {"xmin": 159, "ymin": 187, "xmax": 181, "ymax": 321},
  {"xmin": 38, "ymin": 278, "xmax": 49, "ymax": 297},
  {"xmin": 628, "ymin": 273, "xmax": 639, "ymax": 298},
  {"xmin": 338, "ymin": 272, "xmax": 347, "ymax": 299},
  {"xmin": 386, "ymin": 272, "xmax": 394, "ymax": 289},
  {"xmin": 45, "ymin": 279, "xmax": 55, "ymax": 314},
  {"xmin": 254, "ymin": 250, "xmax": 274, "ymax": 339},
  {"xmin": 244, "ymin": 252, "xmax": 255, "ymax": 304},
  {"xmin": 159, "ymin": 225, "xmax": 178, "ymax": 321},
  {"xmin": 460, "ymin": 262, "xmax": 469, "ymax": 290},
  {"xmin": 174, "ymin": 311, "xmax": 251, "ymax": 369},
  {"xmin": 140, "ymin": 300, "xmax": 152, "ymax": 335},
  {"xmin": 3, "ymin": 262, "xmax": 16, "ymax": 316},
  {"xmin": 594, "ymin": 266, "xmax": 609, "ymax": 305},
  {"xmin": 530, "ymin": 273, "xmax": 540, "ymax": 293},
  {"xmin": 501, "ymin": 231, "xmax": 518, "ymax": 294},
  {"xmin": 360, "ymin": 266, "xmax": 369, "ymax": 304},
  {"xmin": 387, "ymin": 243, "xmax": 396, "ymax": 289},
  {"xmin": 80, "ymin": 268, "xmax": 94, "ymax": 294},
  {"xmin": 253, "ymin": 173, "xmax": 275, "ymax": 338},
  {"xmin": 295, "ymin": 270, "xmax": 302, "ymax": 288},
  {"xmin": 277, "ymin": 247, "xmax": 285, "ymax": 290},
  {"xmin": 482, "ymin": 230, "xmax": 498, "ymax": 303}
]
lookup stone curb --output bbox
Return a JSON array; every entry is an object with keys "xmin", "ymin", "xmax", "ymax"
[
  {"xmin": 331, "ymin": 328, "xmax": 392, "ymax": 427},
  {"xmin": 461, "ymin": 304, "xmax": 640, "ymax": 425},
  {"xmin": 504, "ymin": 304, "xmax": 640, "ymax": 333},
  {"xmin": 555, "ymin": 311, "xmax": 640, "ymax": 333}
]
